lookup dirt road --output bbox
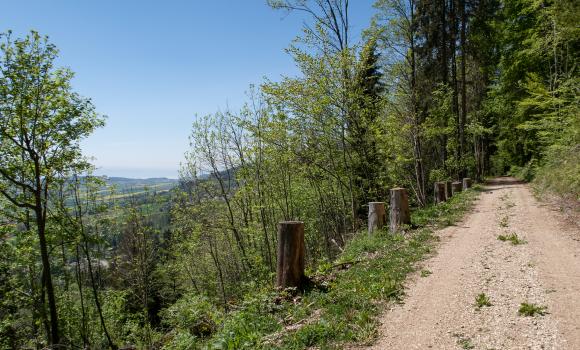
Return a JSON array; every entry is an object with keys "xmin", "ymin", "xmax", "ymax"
[{"xmin": 370, "ymin": 177, "xmax": 580, "ymax": 350}]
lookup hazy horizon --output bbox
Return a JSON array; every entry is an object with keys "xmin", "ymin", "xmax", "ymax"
[{"xmin": 92, "ymin": 167, "xmax": 179, "ymax": 180}]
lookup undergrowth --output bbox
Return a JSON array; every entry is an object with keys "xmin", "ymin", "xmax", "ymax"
[
  {"xmin": 163, "ymin": 188, "xmax": 480, "ymax": 349},
  {"xmin": 511, "ymin": 144, "xmax": 579, "ymax": 204},
  {"xmin": 531, "ymin": 145, "xmax": 580, "ymax": 202}
]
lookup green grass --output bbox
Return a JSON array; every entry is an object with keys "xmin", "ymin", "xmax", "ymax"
[
  {"xmin": 188, "ymin": 188, "xmax": 480, "ymax": 350},
  {"xmin": 420, "ymin": 269, "xmax": 432, "ymax": 277},
  {"xmin": 518, "ymin": 302, "xmax": 547, "ymax": 317},
  {"xmin": 411, "ymin": 185, "xmax": 481, "ymax": 228},
  {"xmin": 453, "ymin": 333, "xmax": 475, "ymax": 349},
  {"xmin": 497, "ymin": 233, "xmax": 526, "ymax": 245},
  {"xmin": 475, "ymin": 293, "xmax": 492, "ymax": 309},
  {"xmin": 458, "ymin": 338, "xmax": 475, "ymax": 350}
]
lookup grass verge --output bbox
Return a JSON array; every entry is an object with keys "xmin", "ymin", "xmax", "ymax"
[{"xmin": 177, "ymin": 187, "xmax": 480, "ymax": 350}]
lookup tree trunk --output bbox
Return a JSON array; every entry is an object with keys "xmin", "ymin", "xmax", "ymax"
[
  {"xmin": 276, "ymin": 221, "xmax": 305, "ymax": 289},
  {"xmin": 208, "ymin": 238, "xmax": 228, "ymax": 311},
  {"xmin": 35, "ymin": 206, "xmax": 59, "ymax": 345},
  {"xmin": 368, "ymin": 202, "xmax": 386, "ymax": 234},
  {"xmin": 409, "ymin": 0, "xmax": 426, "ymax": 207},
  {"xmin": 83, "ymin": 242, "xmax": 117, "ymax": 349},
  {"xmin": 434, "ymin": 182, "xmax": 446, "ymax": 204},
  {"xmin": 441, "ymin": 0, "xmax": 449, "ymax": 170},
  {"xmin": 459, "ymin": 0, "xmax": 467, "ymax": 177},
  {"xmin": 389, "ymin": 188, "xmax": 411, "ymax": 232},
  {"xmin": 441, "ymin": 0, "xmax": 448, "ymax": 84},
  {"xmin": 31, "ymin": 156, "xmax": 59, "ymax": 346},
  {"xmin": 450, "ymin": 0, "xmax": 461, "ymax": 176},
  {"xmin": 75, "ymin": 246, "xmax": 89, "ymax": 348}
]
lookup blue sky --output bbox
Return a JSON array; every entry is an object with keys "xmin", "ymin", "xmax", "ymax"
[{"xmin": 2, "ymin": 1, "xmax": 375, "ymax": 178}]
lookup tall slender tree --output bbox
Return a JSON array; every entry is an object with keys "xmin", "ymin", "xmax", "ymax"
[{"xmin": 0, "ymin": 31, "xmax": 104, "ymax": 345}]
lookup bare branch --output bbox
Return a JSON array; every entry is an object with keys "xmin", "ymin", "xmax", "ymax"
[{"xmin": 0, "ymin": 188, "xmax": 35, "ymax": 210}]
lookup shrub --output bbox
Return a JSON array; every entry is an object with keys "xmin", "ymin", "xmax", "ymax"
[
  {"xmin": 509, "ymin": 159, "xmax": 538, "ymax": 182},
  {"xmin": 534, "ymin": 144, "xmax": 580, "ymax": 201},
  {"xmin": 161, "ymin": 294, "xmax": 223, "ymax": 338}
]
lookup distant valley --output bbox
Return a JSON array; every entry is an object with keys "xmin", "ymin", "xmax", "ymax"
[{"xmin": 94, "ymin": 176, "xmax": 179, "ymax": 200}]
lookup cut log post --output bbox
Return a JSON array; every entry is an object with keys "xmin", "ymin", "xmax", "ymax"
[
  {"xmin": 434, "ymin": 182, "xmax": 446, "ymax": 204},
  {"xmin": 445, "ymin": 181, "xmax": 453, "ymax": 200},
  {"xmin": 276, "ymin": 221, "xmax": 305, "ymax": 289},
  {"xmin": 389, "ymin": 188, "xmax": 410, "ymax": 232},
  {"xmin": 462, "ymin": 177, "xmax": 472, "ymax": 190},
  {"xmin": 368, "ymin": 202, "xmax": 386, "ymax": 234},
  {"xmin": 451, "ymin": 181, "xmax": 463, "ymax": 196}
]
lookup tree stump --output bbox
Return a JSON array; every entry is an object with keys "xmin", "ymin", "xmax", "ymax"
[
  {"xmin": 368, "ymin": 202, "xmax": 386, "ymax": 234},
  {"xmin": 445, "ymin": 181, "xmax": 453, "ymax": 200},
  {"xmin": 451, "ymin": 181, "xmax": 463, "ymax": 195},
  {"xmin": 462, "ymin": 177, "xmax": 472, "ymax": 190},
  {"xmin": 389, "ymin": 188, "xmax": 410, "ymax": 232},
  {"xmin": 276, "ymin": 221, "xmax": 305, "ymax": 289},
  {"xmin": 434, "ymin": 182, "xmax": 446, "ymax": 204}
]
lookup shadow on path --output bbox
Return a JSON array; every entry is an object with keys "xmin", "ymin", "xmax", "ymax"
[{"xmin": 484, "ymin": 176, "xmax": 526, "ymax": 188}]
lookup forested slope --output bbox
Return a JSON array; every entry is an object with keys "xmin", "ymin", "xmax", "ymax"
[{"xmin": 0, "ymin": 0, "xmax": 577, "ymax": 348}]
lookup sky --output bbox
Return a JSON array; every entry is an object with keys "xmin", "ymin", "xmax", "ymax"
[{"xmin": 2, "ymin": 1, "xmax": 375, "ymax": 179}]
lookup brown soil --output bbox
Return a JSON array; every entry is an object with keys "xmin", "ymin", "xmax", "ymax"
[{"xmin": 364, "ymin": 177, "xmax": 580, "ymax": 350}]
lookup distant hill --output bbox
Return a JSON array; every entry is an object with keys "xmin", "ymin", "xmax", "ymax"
[
  {"xmin": 92, "ymin": 177, "xmax": 179, "ymax": 200},
  {"xmin": 103, "ymin": 177, "xmax": 179, "ymax": 189}
]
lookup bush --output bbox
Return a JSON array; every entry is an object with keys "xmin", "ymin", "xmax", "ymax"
[
  {"xmin": 161, "ymin": 294, "xmax": 223, "ymax": 338},
  {"xmin": 534, "ymin": 144, "xmax": 580, "ymax": 200},
  {"xmin": 509, "ymin": 158, "xmax": 538, "ymax": 182},
  {"xmin": 429, "ymin": 168, "xmax": 448, "ymax": 183},
  {"xmin": 161, "ymin": 331, "xmax": 198, "ymax": 350},
  {"xmin": 208, "ymin": 288, "xmax": 282, "ymax": 349},
  {"xmin": 167, "ymin": 188, "xmax": 480, "ymax": 349}
]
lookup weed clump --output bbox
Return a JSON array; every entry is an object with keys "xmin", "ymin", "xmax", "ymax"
[
  {"xmin": 499, "ymin": 215, "xmax": 509, "ymax": 227},
  {"xmin": 475, "ymin": 293, "xmax": 492, "ymax": 309},
  {"xmin": 497, "ymin": 233, "xmax": 526, "ymax": 245},
  {"xmin": 453, "ymin": 333, "xmax": 475, "ymax": 349},
  {"xmin": 518, "ymin": 302, "xmax": 547, "ymax": 316}
]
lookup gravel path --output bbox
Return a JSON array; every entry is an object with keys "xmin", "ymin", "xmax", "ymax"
[{"xmin": 368, "ymin": 177, "xmax": 580, "ymax": 350}]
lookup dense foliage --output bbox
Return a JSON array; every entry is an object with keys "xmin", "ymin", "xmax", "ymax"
[{"xmin": 0, "ymin": 0, "xmax": 577, "ymax": 348}]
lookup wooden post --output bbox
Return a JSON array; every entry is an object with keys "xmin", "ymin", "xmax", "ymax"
[
  {"xmin": 276, "ymin": 221, "xmax": 305, "ymax": 289},
  {"xmin": 462, "ymin": 177, "xmax": 472, "ymax": 190},
  {"xmin": 445, "ymin": 181, "xmax": 453, "ymax": 200},
  {"xmin": 389, "ymin": 188, "xmax": 410, "ymax": 232},
  {"xmin": 434, "ymin": 182, "xmax": 446, "ymax": 204},
  {"xmin": 368, "ymin": 202, "xmax": 386, "ymax": 234},
  {"xmin": 451, "ymin": 181, "xmax": 463, "ymax": 196}
]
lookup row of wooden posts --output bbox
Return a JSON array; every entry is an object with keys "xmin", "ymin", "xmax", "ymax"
[{"xmin": 276, "ymin": 178, "xmax": 473, "ymax": 289}]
